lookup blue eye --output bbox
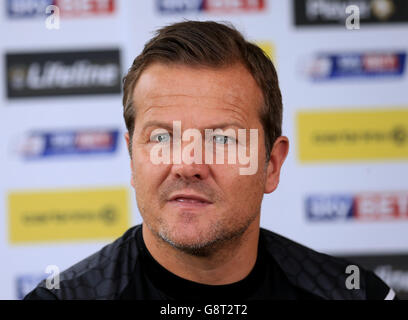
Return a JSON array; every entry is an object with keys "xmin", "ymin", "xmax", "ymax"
[
  {"xmin": 151, "ymin": 133, "xmax": 171, "ymax": 143},
  {"xmin": 213, "ymin": 135, "xmax": 235, "ymax": 144}
]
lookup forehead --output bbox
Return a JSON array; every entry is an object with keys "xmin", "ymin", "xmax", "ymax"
[{"xmin": 132, "ymin": 62, "xmax": 264, "ymax": 124}]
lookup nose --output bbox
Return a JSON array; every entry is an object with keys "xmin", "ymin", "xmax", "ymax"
[
  {"xmin": 170, "ymin": 162, "xmax": 210, "ymax": 181},
  {"xmin": 170, "ymin": 137, "xmax": 210, "ymax": 180}
]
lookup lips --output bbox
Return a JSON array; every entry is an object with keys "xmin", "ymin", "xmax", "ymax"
[
  {"xmin": 168, "ymin": 193, "xmax": 213, "ymax": 204},
  {"xmin": 173, "ymin": 198, "xmax": 208, "ymax": 204}
]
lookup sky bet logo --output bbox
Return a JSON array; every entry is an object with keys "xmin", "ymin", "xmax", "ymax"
[
  {"xmin": 303, "ymin": 51, "xmax": 406, "ymax": 81},
  {"xmin": 7, "ymin": 0, "xmax": 114, "ymax": 18},
  {"xmin": 157, "ymin": 0, "xmax": 265, "ymax": 13},
  {"xmin": 306, "ymin": 192, "xmax": 408, "ymax": 222},
  {"xmin": 17, "ymin": 129, "xmax": 119, "ymax": 160}
]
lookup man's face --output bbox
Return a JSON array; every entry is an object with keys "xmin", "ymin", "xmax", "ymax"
[{"xmin": 126, "ymin": 62, "xmax": 283, "ymax": 253}]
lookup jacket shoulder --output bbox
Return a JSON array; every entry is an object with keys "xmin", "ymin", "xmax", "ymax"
[
  {"xmin": 261, "ymin": 228, "xmax": 384, "ymax": 300},
  {"xmin": 25, "ymin": 225, "xmax": 141, "ymax": 300}
]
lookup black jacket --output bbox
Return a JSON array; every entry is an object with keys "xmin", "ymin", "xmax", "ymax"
[{"xmin": 24, "ymin": 224, "xmax": 396, "ymax": 300}]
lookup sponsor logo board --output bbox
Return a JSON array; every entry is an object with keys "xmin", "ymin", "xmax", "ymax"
[
  {"xmin": 8, "ymin": 187, "xmax": 130, "ymax": 243},
  {"xmin": 17, "ymin": 129, "xmax": 119, "ymax": 159},
  {"xmin": 306, "ymin": 191, "xmax": 408, "ymax": 221},
  {"xmin": 15, "ymin": 274, "xmax": 46, "ymax": 299},
  {"xmin": 297, "ymin": 109, "xmax": 408, "ymax": 162},
  {"xmin": 6, "ymin": 49, "xmax": 121, "ymax": 98},
  {"xmin": 7, "ymin": 0, "xmax": 115, "ymax": 18},
  {"xmin": 294, "ymin": 0, "xmax": 408, "ymax": 26},
  {"xmin": 157, "ymin": 0, "xmax": 265, "ymax": 13},
  {"xmin": 302, "ymin": 52, "xmax": 405, "ymax": 80},
  {"xmin": 255, "ymin": 41, "xmax": 276, "ymax": 64}
]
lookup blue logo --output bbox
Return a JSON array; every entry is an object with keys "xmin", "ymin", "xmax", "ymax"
[
  {"xmin": 7, "ymin": 0, "xmax": 53, "ymax": 18},
  {"xmin": 7, "ymin": 0, "xmax": 115, "ymax": 18},
  {"xmin": 305, "ymin": 195, "xmax": 355, "ymax": 221},
  {"xmin": 305, "ymin": 52, "xmax": 406, "ymax": 80},
  {"xmin": 306, "ymin": 192, "xmax": 408, "ymax": 222},
  {"xmin": 18, "ymin": 129, "xmax": 120, "ymax": 160},
  {"xmin": 156, "ymin": 0, "xmax": 265, "ymax": 13},
  {"xmin": 16, "ymin": 274, "xmax": 46, "ymax": 299},
  {"xmin": 157, "ymin": 0, "xmax": 203, "ymax": 12}
]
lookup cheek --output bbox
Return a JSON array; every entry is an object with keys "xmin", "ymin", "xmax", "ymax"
[
  {"xmin": 215, "ymin": 165, "xmax": 265, "ymax": 205},
  {"xmin": 132, "ymin": 148, "xmax": 157, "ymax": 188}
]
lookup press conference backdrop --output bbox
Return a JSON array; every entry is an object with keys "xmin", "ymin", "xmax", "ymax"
[{"xmin": 1, "ymin": 0, "xmax": 407, "ymax": 300}]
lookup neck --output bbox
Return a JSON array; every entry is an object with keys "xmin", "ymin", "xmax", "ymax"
[{"xmin": 142, "ymin": 219, "xmax": 260, "ymax": 285}]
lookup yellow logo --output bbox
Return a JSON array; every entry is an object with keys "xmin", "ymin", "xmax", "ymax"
[
  {"xmin": 255, "ymin": 41, "xmax": 276, "ymax": 65},
  {"xmin": 297, "ymin": 108, "xmax": 408, "ymax": 162},
  {"xmin": 8, "ymin": 187, "xmax": 131, "ymax": 243}
]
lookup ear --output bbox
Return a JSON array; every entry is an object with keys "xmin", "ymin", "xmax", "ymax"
[
  {"xmin": 124, "ymin": 132, "xmax": 131, "ymax": 156},
  {"xmin": 264, "ymin": 136, "xmax": 289, "ymax": 194},
  {"xmin": 124, "ymin": 132, "xmax": 135, "ymax": 188}
]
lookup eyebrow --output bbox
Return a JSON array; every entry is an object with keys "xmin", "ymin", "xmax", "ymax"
[
  {"xmin": 141, "ymin": 120, "xmax": 246, "ymax": 133},
  {"xmin": 142, "ymin": 121, "xmax": 174, "ymax": 133},
  {"xmin": 207, "ymin": 122, "xmax": 246, "ymax": 130}
]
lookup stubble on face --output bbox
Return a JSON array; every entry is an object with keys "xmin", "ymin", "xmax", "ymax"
[
  {"xmin": 130, "ymin": 62, "xmax": 267, "ymax": 257},
  {"xmin": 134, "ymin": 168, "xmax": 266, "ymax": 257}
]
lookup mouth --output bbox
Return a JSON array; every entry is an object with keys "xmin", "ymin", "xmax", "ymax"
[{"xmin": 168, "ymin": 193, "xmax": 213, "ymax": 208}]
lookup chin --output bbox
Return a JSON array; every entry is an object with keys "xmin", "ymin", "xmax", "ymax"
[
  {"xmin": 164, "ymin": 221, "xmax": 211, "ymax": 243},
  {"xmin": 157, "ymin": 219, "xmax": 249, "ymax": 257},
  {"xmin": 159, "ymin": 231, "xmax": 220, "ymax": 257},
  {"xmin": 155, "ymin": 220, "xmax": 218, "ymax": 253}
]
